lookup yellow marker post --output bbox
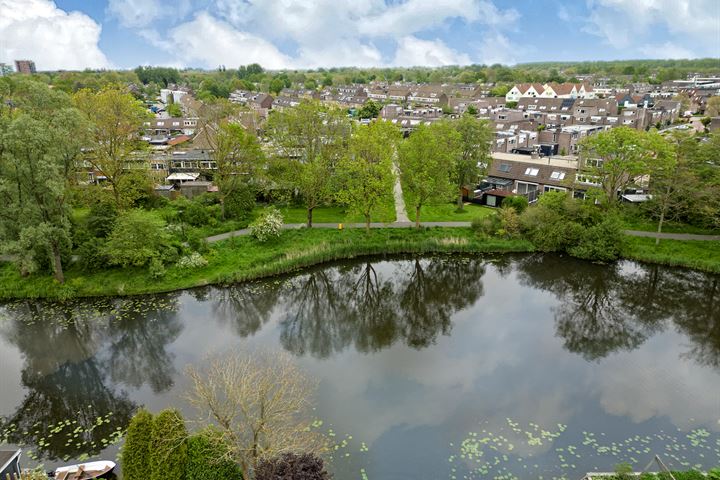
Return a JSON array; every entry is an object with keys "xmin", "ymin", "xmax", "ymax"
[{"xmin": 338, "ymin": 223, "xmax": 343, "ymax": 230}]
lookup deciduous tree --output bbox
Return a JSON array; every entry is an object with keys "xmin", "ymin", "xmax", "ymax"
[
  {"xmin": 74, "ymin": 87, "xmax": 150, "ymax": 208},
  {"xmin": 186, "ymin": 351, "xmax": 327, "ymax": 474},
  {"xmin": 398, "ymin": 123, "xmax": 456, "ymax": 227},
  {"xmin": 336, "ymin": 121, "xmax": 398, "ymax": 231},
  {"xmin": 452, "ymin": 115, "xmax": 492, "ymax": 210}
]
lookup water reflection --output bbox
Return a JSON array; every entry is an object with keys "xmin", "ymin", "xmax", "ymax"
[
  {"xmin": 0, "ymin": 296, "xmax": 182, "ymax": 460},
  {"xmin": 212, "ymin": 256, "xmax": 487, "ymax": 357},
  {"xmin": 0, "ymin": 254, "xmax": 718, "ymax": 470}
]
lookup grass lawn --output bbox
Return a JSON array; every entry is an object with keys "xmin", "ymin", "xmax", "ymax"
[
  {"xmin": 618, "ymin": 206, "xmax": 720, "ymax": 235},
  {"xmin": 622, "ymin": 236, "xmax": 720, "ymax": 274},
  {"xmin": 413, "ymin": 202, "xmax": 496, "ymax": 222},
  {"xmin": 265, "ymin": 201, "xmax": 396, "ymax": 225},
  {"xmin": 0, "ymin": 227, "xmax": 533, "ymax": 300}
]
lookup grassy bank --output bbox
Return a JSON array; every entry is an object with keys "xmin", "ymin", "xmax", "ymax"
[
  {"xmin": 622, "ymin": 236, "xmax": 720, "ymax": 274},
  {"xmin": 0, "ymin": 227, "xmax": 533, "ymax": 300}
]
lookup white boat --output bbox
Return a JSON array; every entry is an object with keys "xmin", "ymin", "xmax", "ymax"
[{"xmin": 53, "ymin": 460, "xmax": 116, "ymax": 480}]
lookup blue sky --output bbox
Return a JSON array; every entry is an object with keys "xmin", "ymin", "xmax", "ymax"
[{"xmin": 1, "ymin": 0, "xmax": 718, "ymax": 71}]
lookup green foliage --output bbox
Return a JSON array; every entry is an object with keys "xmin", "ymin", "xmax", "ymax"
[
  {"xmin": 502, "ymin": 195, "xmax": 528, "ymax": 213},
  {"xmin": 134, "ymin": 66, "xmax": 180, "ymax": 87},
  {"xmin": 186, "ymin": 430, "xmax": 243, "ymax": 480},
  {"xmin": 122, "ymin": 409, "xmax": 154, "ymax": 480},
  {"xmin": 471, "ymin": 214, "xmax": 501, "ymax": 238},
  {"xmin": 569, "ymin": 216, "xmax": 624, "ymax": 262},
  {"xmin": 150, "ymin": 409, "xmax": 188, "ymax": 480},
  {"xmin": 223, "ymin": 186, "xmax": 256, "ymax": 221},
  {"xmin": 77, "ymin": 237, "xmax": 110, "ymax": 271},
  {"xmin": 358, "ymin": 100, "xmax": 380, "ymax": 119},
  {"xmin": 167, "ymin": 103, "xmax": 182, "ymax": 117},
  {"xmin": 86, "ymin": 201, "xmax": 118, "ymax": 238},
  {"xmin": 399, "ymin": 122, "xmax": 457, "ymax": 225},
  {"xmin": 250, "ymin": 206, "xmax": 284, "ymax": 242},
  {"xmin": 104, "ymin": 210, "xmax": 175, "ymax": 268},
  {"xmin": 497, "ymin": 206, "xmax": 521, "ymax": 239}
]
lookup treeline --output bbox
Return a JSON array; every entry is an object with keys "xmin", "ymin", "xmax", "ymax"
[{"xmin": 14, "ymin": 58, "xmax": 719, "ymax": 102}]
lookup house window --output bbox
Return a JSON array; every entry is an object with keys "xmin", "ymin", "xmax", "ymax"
[
  {"xmin": 524, "ymin": 167, "xmax": 539, "ymax": 176},
  {"xmin": 544, "ymin": 185, "xmax": 566, "ymax": 192},
  {"xmin": 499, "ymin": 163, "xmax": 512, "ymax": 173},
  {"xmin": 550, "ymin": 171, "xmax": 566, "ymax": 180},
  {"xmin": 516, "ymin": 181, "xmax": 538, "ymax": 194}
]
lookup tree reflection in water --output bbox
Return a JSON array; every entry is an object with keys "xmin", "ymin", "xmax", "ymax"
[
  {"xmin": 0, "ymin": 295, "xmax": 182, "ymax": 460},
  {"xmin": 212, "ymin": 256, "xmax": 487, "ymax": 358},
  {"xmin": 517, "ymin": 255, "xmax": 720, "ymax": 367}
]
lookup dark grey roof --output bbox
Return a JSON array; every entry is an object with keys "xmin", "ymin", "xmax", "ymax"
[{"xmin": 0, "ymin": 450, "xmax": 21, "ymax": 472}]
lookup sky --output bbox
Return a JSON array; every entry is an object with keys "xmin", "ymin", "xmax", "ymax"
[{"xmin": 0, "ymin": 0, "xmax": 718, "ymax": 71}]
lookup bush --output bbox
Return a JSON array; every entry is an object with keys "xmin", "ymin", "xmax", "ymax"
[
  {"xmin": 255, "ymin": 453, "xmax": 330, "ymax": 480},
  {"xmin": 77, "ymin": 237, "xmax": 110, "ymax": 271},
  {"xmin": 86, "ymin": 200, "xmax": 118, "ymax": 238},
  {"xmin": 708, "ymin": 468, "xmax": 720, "ymax": 480},
  {"xmin": 497, "ymin": 206, "xmax": 521, "ymax": 238},
  {"xmin": 250, "ymin": 206, "xmax": 283, "ymax": 242},
  {"xmin": 150, "ymin": 409, "xmax": 187, "ymax": 480},
  {"xmin": 224, "ymin": 186, "xmax": 256, "ymax": 220},
  {"xmin": 471, "ymin": 214, "xmax": 500, "ymax": 237},
  {"xmin": 122, "ymin": 409, "xmax": 154, "ymax": 480},
  {"xmin": 177, "ymin": 252, "xmax": 208, "ymax": 269},
  {"xmin": 568, "ymin": 216, "xmax": 624, "ymax": 262},
  {"xmin": 103, "ymin": 210, "xmax": 175, "ymax": 268},
  {"xmin": 502, "ymin": 195, "xmax": 528, "ymax": 214},
  {"xmin": 149, "ymin": 257, "xmax": 166, "ymax": 278},
  {"xmin": 186, "ymin": 429, "xmax": 243, "ymax": 480},
  {"xmin": 182, "ymin": 201, "xmax": 216, "ymax": 227}
]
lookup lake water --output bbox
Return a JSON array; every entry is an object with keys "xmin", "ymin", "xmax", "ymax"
[{"xmin": 0, "ymin": 254, "xmax": 718, "ymax": 479}]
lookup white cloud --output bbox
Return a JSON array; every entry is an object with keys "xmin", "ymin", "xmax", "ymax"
[
  {"xmin": 0, "ymin": 0, "xmax": 110, "ymax": 70},
  {"xmin": 392, "ymin": 36, "xmax": 471, "ymax": 66},
  {"xmin": 107, "ymin": 0, "xmax": 163, "ymax": 28},
  {"xmin": 639, "ymin": 42, "xmax": 695, "ymax": 60},
  {"xmin": 585, "ymin": 0, "xmax": 720, "ymax": 56},
  {"xmin": 477, "ymin": 31, "xmax": 517, "ymax": 65},
  {"xmin": 358, "ymin": 0, "xmax": 518, "ymax": 37},
  {"xmin": 168, "ymin": 12, "xmax": 292, "ymax": 70}
]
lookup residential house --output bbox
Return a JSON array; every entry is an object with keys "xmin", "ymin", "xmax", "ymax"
[
  {"xmin": 0, "ymin": 449, "xmax": 21, "ymax": 480},
  {"xmin": 408, "ymin": 85, "xmax": 448, "ymax": 106},
  {"xmin": 505, "ymin": 83, "xmax": 545, "ymax": 102}
]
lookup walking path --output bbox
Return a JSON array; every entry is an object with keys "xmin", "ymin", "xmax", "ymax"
[
  {"xmin": 206, "ymin": 225, "xmax": 720, "ymax": 243},
  {"xmin": 622, "ymin": 230, "xmax": 720, "ymax": 241},
  {"xmin": 392, "ymin": 160, "xmax": 410, "ymax": 223}
]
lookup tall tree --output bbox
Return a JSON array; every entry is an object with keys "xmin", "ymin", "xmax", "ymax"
[
  {"xmin": 266, "ymin": 100, "xmax": 351, "ymax": 227},
  {"xmin": 451, "ymin": 115, "xmax": 492, "ymax": 210},
  {"xmin": 212, "ymin": 123, "xmax": 266, "ymax": 219},
  {"xmin": 0, "ymin": 78, "xmax": 91, "ymax": 283},
  {"xmin": 398, "ymin": 123, "xmax": 457, "ymax": 227},
  {"xmin": 579, "ymin": 127, "xmax": 666, "ymax": 207},
  {"xmin": 646, "ymin": 130, "xmax": 694, "ymax": 244},
  {"xmin": 74, "ymin": 87, "xmax": 150, "ymax": 208},
  {"xmin": 336, "ymin": 121, "xmax": 398, "ymax": 231}
]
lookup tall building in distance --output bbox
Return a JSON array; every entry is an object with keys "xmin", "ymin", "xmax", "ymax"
[
  {"xmin": 14, "ymin": 60, "xmax": 36, "ymax": 74},
  {"xmin": 0, "ymin": 63, "xmax": 13, "ymax": 76}
]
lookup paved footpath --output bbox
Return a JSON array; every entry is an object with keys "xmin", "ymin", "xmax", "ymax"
[{"xmin": 206, "ymin": 224, "xmax": 720, "ymax": 243}]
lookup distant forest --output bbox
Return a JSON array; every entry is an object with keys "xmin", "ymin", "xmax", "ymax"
[{"xmin": 7, "ymin": 58, "xmax": 719, "ymax": 101}]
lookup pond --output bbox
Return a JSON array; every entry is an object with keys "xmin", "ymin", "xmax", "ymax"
[{"xmin": 0, "ymin": 254, "xmax": 718, "ymax": 479}]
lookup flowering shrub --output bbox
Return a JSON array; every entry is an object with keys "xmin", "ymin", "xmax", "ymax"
[
  {"xmin": 250, "ymin": 206, "xmax": 284, "ymax": 242},
  {"xmin": 177, "ymin": 252, "xmax": 208, "ymax": 269}
]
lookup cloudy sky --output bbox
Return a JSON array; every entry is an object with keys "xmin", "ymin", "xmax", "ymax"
[{"xmin": 0, "ymin": 0, "xmax": 718, "ymax": 71}]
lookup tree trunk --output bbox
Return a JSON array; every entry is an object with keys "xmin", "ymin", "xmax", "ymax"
[
  {"xmin": 307, "ymin": 207, "xmax": 313, "ymax": 228},
  {"xmin": 457, "ymin": 190, "xmax": 464, "ymax": 211},
  {"xmin": 415, "ymin": 205, "xmax": 421, "ymax": 228},
  {"xmin": 656, "ymin": 206, "xmax": 665, "ymax": 246},
  {"xmin": 51, "ymin": 242, "xmax": 65, "ymax": 284},
  {"xmin": 365, "ymin": 214, "xmax": 371, "ymax": 233}
]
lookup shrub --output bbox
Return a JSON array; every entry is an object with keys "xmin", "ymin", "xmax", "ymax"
[
  {"xmin": 250, "ymin": 206, "xmax": 284, "ymax": 242},
  {"xmin": 77, "ymin": 237, "xmax": 110, "ymax": 271},
  {"xmin": 255, "ymin": 453, "xmax": 331, "ymax": 480},
  {"xmin": 224, "ymin": 186, "xmax": 256, "ymax": 220},
  {"xmin": 568, "ymin": 216, "xmax": 624, "ymax": 262},
  {"xmin": 122, "ymin": 409, "xmax": 154, "ymax": 480},
  {"xmin": 186, "ymin": 429, "xmax": 243, "ymax": 480},
  {"xmin": 502, "ymin": 195, "xmax": 528, "ymax": 214},
  {"xmin": 149, "ymin": 257, "xmax": 166, "ymax": 278},
  {"xmin": 150, "ymin": 409, "xmax": 187, "ymax": 480},
  {"xmin": 471, "ymin": 214, "xmax": 500, "ymax": 237},
  {"xmin": 182, "ymin": 201, "xmax": 214, "ymax": 227},
  {"xmin": 708, "ymin": 468, "xmax": 720, "ymax": 480},
  {"xmin": 86, "ymin": 200, "xmax": 118, "ymax": 238},
  {"xmin": 177, "ymin": 252, "xmax": 208, "ymax": 269},
  {"xmin": 497, "ymin": 206, "xmax": 521, "ymax": 238},
  {"xmin": 103, "ymin": 210, "xmax": 175, "ymax": 268}
]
